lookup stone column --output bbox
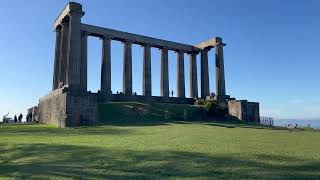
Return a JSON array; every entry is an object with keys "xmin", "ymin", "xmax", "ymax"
[
  {"xmin": 189, "ymin": 53, "xmax": 198, "ymax": 98},
  {"xmin": 123, "ymin": 41, "xmax": 132, "ymax": 95},
  {"xmin": 160, "ymin": 48, "xmax": 169, "ymax": 97},
  {"xmin": 80, "ymin": 32, "xmax": 88, "ymax": 92},
  {"xmin": 215, "ymin": 37, "xmax": 226, "ymax": 97},
  {"xmin": 201, "ymin": 49, "xmax": 210, "ymax": 98},
  {"xmin": 143, "ymin": 45, "xmax": 152, "ymax": 96},
  {"xmin": 53, "ymin": 27, "xmax": 61, "ymax": 90},
  {"xmin": 59, "ymin": 22, "xmax": 69, "ymax": 86},
  {"xmin": 66, "ymin": 11, "xmax": 83, "ymax": 90},
  {"xmin": 177, "ymin": 50, "xmax": 185, "ymax": 98},
  {"xmin": 101, "ymin": 36, "xmax": 111, "ymax": 94}
]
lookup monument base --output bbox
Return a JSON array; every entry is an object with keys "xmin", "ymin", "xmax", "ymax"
[
  {"xmin": 38, "ymin": 88, "xmax": 195, "ymax": 127},
  {"xmin": 227, "ymin": 100, "xmax": 260, "ymax": 123},
  {"xmin": 38, "ymin": 88, "xmax": 98, "ymax": 128}
]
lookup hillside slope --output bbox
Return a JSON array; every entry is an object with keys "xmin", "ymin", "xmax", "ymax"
[{"xmin": 0, "ymin": 123, "xmax": 319, "ymax": 179}]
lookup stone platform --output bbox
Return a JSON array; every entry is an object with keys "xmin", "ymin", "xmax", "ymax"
[{"xmin": 38, "ymin": 87, "xmax": 195, "ymax": 128}]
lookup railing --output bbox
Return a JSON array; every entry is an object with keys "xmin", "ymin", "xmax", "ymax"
[{"xmin": 260, "ymin": 116, "xmax": 274, "ymax": 126}]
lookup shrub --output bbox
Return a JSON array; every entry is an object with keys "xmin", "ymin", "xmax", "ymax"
[
  {"xmin": 204, "ymin": 100, "xmax": 228, "ymax": 116},
  {"xmin": 194, "ymin": 99, "xmax": 205, "ymax": 105}
]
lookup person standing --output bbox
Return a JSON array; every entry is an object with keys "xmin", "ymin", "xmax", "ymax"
[
  {"xmin": 14, "ymin": 115, "xmax": 17, "ymax": 123},
  {"xmin": 18, "ymin": 113, "xmax": 23, "ymax": 123}
]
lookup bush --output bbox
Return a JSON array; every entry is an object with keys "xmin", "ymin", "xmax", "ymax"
[
  {"xmin": 204, "ymin": 100, "xmax": 228, "ymax": 116},
  {"xmin": 194, "ymin": 99, "xmax": 205, "ymax": 105}
]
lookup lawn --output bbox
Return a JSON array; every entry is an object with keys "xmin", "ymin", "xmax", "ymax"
[{"xmin": 0, "ymin": 122, "xmax": 319, "ymax": 179}]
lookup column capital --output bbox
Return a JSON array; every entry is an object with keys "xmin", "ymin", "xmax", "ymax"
[
  {"xmin": 60, "ymin": 21, "xmax": 69, "ymax": 28},
  {"xmin": 68, "ymin": 11, "xmax": 85, "ymax": 17},
  {"xmin": 189, "ymin": 53, "xmax": 197, "ymax": 58},
  {"xmin": 160, "ymin": 47, "xmax": 169, "ymax": 51},
  {"xmin": 54, "ymin": 27, "xmax": 61, "ymax": 33},
  {"xmin": 142, "ymin": 43, "xmax": 152, "ymax": 48},
  {"xmin": 81, "ymin": 31, "xmax": 89, "ymax": 37},
  {"xmin": 122, "ymin": 40, "xmax": 133, "ymax": 45},
  {"xmin": 202, "ymin": 48, "xmax": 210, "ymax": 53},
  {"xmin": 216, "ymin": 42, "xmax": 227, "ymax": 47},
  {"xmin": 188, "ymin": 51, "xmax": 199, "ymax": 55},
  {"xmin": 175, "ymin": 49, "xmax": 186, "ymax": 54},
  {"xmin": 215, "ymin": 37, "xmax": 226, "ymax": 47},
  {"xmin": 102, "ymin": 35, "xmax": 112, "ymax": 40}
]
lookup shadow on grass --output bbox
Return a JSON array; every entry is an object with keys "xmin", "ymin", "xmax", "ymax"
[
  {"xmin": 0, "ymin": 143, "xmax": 319, "ymax": 179},
  {"xmin": 99, "ymin": 119, "xmax": 196, "ymax": 127},
  {"xmin": 99, "ymin": 119, "xmax": 295, "ymax": 132},
  {"xmin": 0, "ymin": 124, "xmax": 137, "ymax": 136},
  {"xmin": 203, "ymin": 122, "xmax": 290, "ymax": 130}
]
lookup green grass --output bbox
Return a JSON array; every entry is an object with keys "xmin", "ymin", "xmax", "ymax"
[{"xmin": 0, "ymin": 122, "xmax": 319, "ymax": 179}]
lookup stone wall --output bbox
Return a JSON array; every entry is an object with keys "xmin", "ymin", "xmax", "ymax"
[
  {"xmin": 66, "ymin": 93, "xmax": 98, "ymax": 126},
  {"xmin": 242, "ymin": 101, "xmax": 260, "ymax": 123},
  {"xmin": 38, "ymin": 89, "xmax": 67, "ymax": 127},
  {"xmin": 228, "ymin": 100, "xmax": 260, "ymax": 123},
  {"xmin": 38, "ymin": 89, "xmax": 195, "ymax": 127},
  {"xmin": 228, "ymin": 100, "xmax": 242, "ymax": 119},
  {"xmin": 38, "ymin": 88, "xmax": 98, "ymax": 127}
]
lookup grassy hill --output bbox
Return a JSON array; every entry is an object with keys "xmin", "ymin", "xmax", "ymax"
[
  {"xmin": 98, "ymin": 102, "xmax": 206, "ymax": 122},
  {"xmin": 0, "ymin": 122, "xmax": 319, "ymax": 179}
]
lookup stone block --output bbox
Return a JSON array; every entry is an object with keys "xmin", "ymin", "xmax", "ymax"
[
  {"xmin": 228, "ymin": 100, "xmax": 260, "ymax": 123},
  {"xmin": 38, "ymin": 89, "xmax": 97, "ymax": 127}
]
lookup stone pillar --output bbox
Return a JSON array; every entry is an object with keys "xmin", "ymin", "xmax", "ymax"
[
  {"xmin": 215, "ymin": 37, "xmax": 226, "ymax": 97},
  {"xmin": 53, "ymin": 27, "xmax": 61, "ymax": 90},
  {"xmin": 66, "ymin": 10, "xmax": 83, "ymax": 90},
  {"xmin": 201, "ymin": 49, "xmax": 210, "ymax": 98},
  {"xmin": 177, "ymin": 50, "xmax": 185, "ymax": 98},
  {"xmin": 143, "ymin": 45, "xmax": 152, "ymax": 96},
  {"xmin": 59, "ymin": 22, "xmax": 69, "ymax": 86},
  {"xmin": 160, "ymin": 48, "xmax": 169, "ymax": 97},
  {"xmin": 123, "ymin": 41, "xmax": 132, "ymax": 95},
  {"xmin": 189, "ymin": 53, "xmax": 198, "ymax": 98},
  {"xmin": 80, "ymin": 32, "xmax": 88, "ymax": 92},
  {"xmin": 101, "ymin": 36, "xmax": 111, "ymax": 94}
]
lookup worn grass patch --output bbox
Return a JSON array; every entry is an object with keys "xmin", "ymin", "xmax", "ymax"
[{"xmin": 0, "ymin": 122, "xmax": 319, "ymax": 179}]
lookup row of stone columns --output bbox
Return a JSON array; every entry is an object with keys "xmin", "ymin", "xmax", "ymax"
[
  {"xmin": 52, "ymin": 20, "xmax": 225, "ymax": 99},
  {"xmin": 94, "ymin": 40, "xmax": 219, "ymax": 99},
  {"xmin": 80, "ymin": 38, "xmax": 203, "ymax": 98},
  {"xmin": 53, "ymin": 33, "xmax": 226, "ymax": 99}
]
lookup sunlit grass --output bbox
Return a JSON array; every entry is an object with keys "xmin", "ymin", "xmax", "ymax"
[{"xmin": 0, "ymin": 122, "xmax": 319, "ymax": 179}]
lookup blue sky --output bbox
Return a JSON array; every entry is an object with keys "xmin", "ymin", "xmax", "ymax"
[{"xmin": 0, "ymin": 0, "xmax": 319, "ymax": 120}]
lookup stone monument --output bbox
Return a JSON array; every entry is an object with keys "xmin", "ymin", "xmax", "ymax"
[{"xmin": 37, "ymin": 2, "xmax": 259, "ymax": 127}]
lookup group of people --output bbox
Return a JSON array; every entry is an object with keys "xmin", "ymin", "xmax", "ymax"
[
  {"xmin": 285, "ymin": 123, "xmax": 311, "ymax": 129},
  {"xmin": 2, "ymin": 113, "xmax": 24, "ymax": 123}
]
